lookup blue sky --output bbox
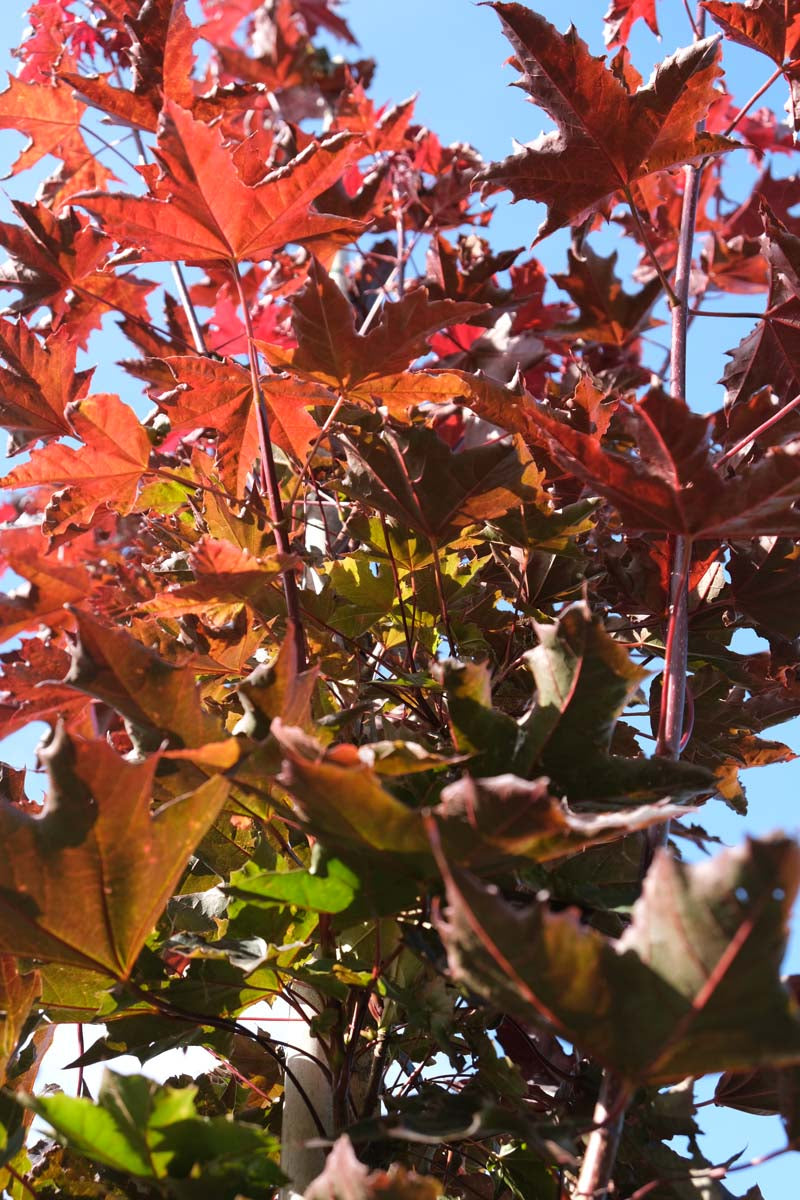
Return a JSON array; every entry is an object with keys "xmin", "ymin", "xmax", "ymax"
[{"xmin": 0, "ymin": 0, "xmax": 799, "ymax": 1194}]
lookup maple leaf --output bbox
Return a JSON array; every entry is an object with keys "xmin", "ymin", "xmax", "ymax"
[
  {"xmin": 436, "ymin": 837, "xmax": 800, "ymax": 1082},
  {"xmin": 0, "ymin": 200, "xmax": 155, "ymax": 349},
  {"xmin": 58, "ymin": 0, "xmax": 196, "ymax": 132},
  {"xmin": 720, "ymin": 209, "xmax": 800, "ymax": 408},
  {"xmin": 604, "ymin": 0, "xmax": 660, "ymax": 47},
  {"xmin": 76, "ymin": 101, "xmax": 364, "ymax": 266},
  {"xmin": 262, "ymin": 257, "xmax": 487, "ymax": 413},
  {"xmin": 702, "ymin": 1, "xmax": 800, "ymax": 124},
  {"xmin": 477, "ymin": 4, "xmax": 736, "ymax": 241},
  {"xmin": 1, "ymin": 392, "xmax": 151, "ymax": 535},
  {"xmin": 142, "ymin": 537, "xmax": 300, "ymax": 624},
  {"xmin": 150, "ymin": 355, "xmax": 332, "ymax": 495},
  {"xmin": 293, "ymin": 0, "xmax": 357, "ymax": 44},
  {"xmin": 0, "ymin": 637, "xmax": 90, "ymax": 741},
  {"xmin": 532, "ymin": 387, "xmax": 800, "ymax": 538},
  {"xmin": 65, "ymin": 610, "xmax": 227, "ymax": 750},
  {"xmin": 0, "ymin": 319, "xmax": 93, "ymax": 453},
  {"xmin": 341, "ymin": 424, "xmax": 545, "ymax": 541},
  {"xmin": 0, "ymin": 74, "xmax": 87, "ymax": 176},
  {"xmin": 0, "ymin": 956, "xmax": 40, "ymax": 1086},
  {"xmin": 0, "ymin": 728, "xmax": 228, "ymax": 978},
  {"xmin": 276, "ymin": 257, "xmax": 485, "ymax": 387},
  {"xmin": 271, "ymin": 721, "xmax": 686, "ymax": 868},
  {"xmin": 12, "ymin": 0, "xmax": 98, "ymax": 85},
  {"xmin": 552, "ymin": 243, "xmax": 662, "ymax": 346},
  {"xmin": 0, "ymin": 526, "xmax": 92, "ymax": 641}
]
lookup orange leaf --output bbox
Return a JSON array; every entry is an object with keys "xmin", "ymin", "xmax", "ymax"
[
  {"xmin": 77, "ymin": 101, "xmax": 364, "ymax": 266},
  {"xmin": 1, "ymin": 393, "xmax": 151, "ymax": 534},
  {"xmin": 0, "ymin": 319, "xmax": 93, "ymax": 452}
]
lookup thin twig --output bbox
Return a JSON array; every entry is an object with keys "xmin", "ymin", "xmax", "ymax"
[
  {"xmin": 716, "ymin": 391, "xmax": 800, "ymax": 467},
  {"xmin": 231, "ymin": 259, "xmax": 307, "ymax": 674},
  {"xmin": 722, "ymin": 65, "xmax": 785, "ymax": 136},
  {"xmin": 431, "ymin": 539, "xmax": 457, "ymax": 656},
  {"xmin": 623, "ymin": 185, "xmax": 679, "ymax": 308},
  {"xmin": 4, "ymin": 1163, "xmax": 38, "ymax": 1199},
  {"xmin": 124, "ymin": 980, "xmax": 329, "ymax": 1138},
  {"xmin": 171, "ymin": 262, "xmax": 208, "ymax": 355}
]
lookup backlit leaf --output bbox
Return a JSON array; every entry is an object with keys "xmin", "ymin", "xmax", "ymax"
[
  {"xmin": 0, "ymin": 729, "xmax": 229, "ymax": 978},
  {"xmin": 478, "ymin": 5, "xmax": 735, "ymax": 240}
]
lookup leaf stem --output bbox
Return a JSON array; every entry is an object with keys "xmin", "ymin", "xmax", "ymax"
[
  {"xmin": 623, "ymin": 185, "xmax": 679, "ymax": 308},
  {"xmin": 230, "ymin": 258, "xmax": 307, "ymax": 674},
  {"xmin": 430, "ymin": 538, "xmax": 457, "ymax": 656},
  {"xmin": 722, "ymin": 65, "xmax": 784, "ymax": 135},
  {"xmin": 716, "ymin": 391, "xmax": 800, "ymax": 466}
]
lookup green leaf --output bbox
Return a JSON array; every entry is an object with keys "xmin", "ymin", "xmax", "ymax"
[
  {"xmin": 442, "ymin": 604, "xmax": 713, "ymax": 805},
  {"xmin": 523, "ymin": 603, "xmax": 714, "ymax": 805},
  {"xmin": 442, "ymin": 660, "xmax": 536, "ymax": 778},
  {"xmin": 436, "ymin": 836, "xmax": 800, "ymax": 1083},
  {"xmin": 24, "ymin": 1071, "xmax": 285, "ymax": 1197},
  {"xmin": 226, "ymin": 857, "xmax": 359, "ymax": 913}
]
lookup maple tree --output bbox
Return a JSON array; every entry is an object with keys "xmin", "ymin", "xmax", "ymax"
[{"xmin": 3, "ymin": 0, "xmax": 800, "ymax": 1197}]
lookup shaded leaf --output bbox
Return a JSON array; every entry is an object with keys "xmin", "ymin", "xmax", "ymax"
[
  {"xmin": 0, "ymin": 957, "xmax": 40, "ymax": 1085},
  {"xmin": 342, "ymin": 424, "xmax": 544, "ymax": 540},
  {"xmin": 534, "ymin": 388, "xmax": 800, "ymax": 538},
  {"xmin": 0, "ymin": 729, "xmax": 228, "ymax": 978},
  {"xmin": 552, "ymin": 244, "xmax": 662, "ymax": 346},
  {"xmin": 65, "ymin": 610, "xmax": 227, "ymax": 749},
  {"xmin": 436, "ymin": 836, "xmax": 800, "ymax": 1083}
]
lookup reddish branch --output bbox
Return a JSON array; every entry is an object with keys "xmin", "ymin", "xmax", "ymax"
[{"xmin": 231, "ymin": 259, "xmax": 308, "ymax": 674}]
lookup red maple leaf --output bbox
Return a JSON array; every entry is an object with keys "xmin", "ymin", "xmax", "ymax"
[
  {"xmin": 263, "ymin": 257, "xmax": 486, "ymax": 407},
  {"xmin": 1, "ymin": 393, "xmax": 152, "ymax": 535},
  {"xmin": 58, "ymin": 0, "xmax": 195, "ymax": 132},
  {"xmin": 76, "ymin": 101, "xmax": 365, "ymax": 266},
  {"xmin": 532, "ymin": 387, "xmax": 800, "ymax": 538},
  {"xmin": 478, "ymin": 3, "xmax": 736, "ymax": 241},
  {"xmin": 0, "ymin": 201, "xmax": 155, "ymax": 349},
  {"xmin": 150, "ymin": 355, "xmax": 333, "ymax": 495},
  {"xmin": 0, "ymin": 319, "xmax": 93, "ymax": 453},
  {"xmin": 604, "ymin": 0, "xmax": 660, "ymax": 47},
  {"xmin": 703, "ymin": 0, "xmax": 800, "ymax": 125}
]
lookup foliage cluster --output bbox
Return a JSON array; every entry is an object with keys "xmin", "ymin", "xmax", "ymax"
[{"xmin": 1, "ymin": 1, "xmax": 800, "ymax": 1197}]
